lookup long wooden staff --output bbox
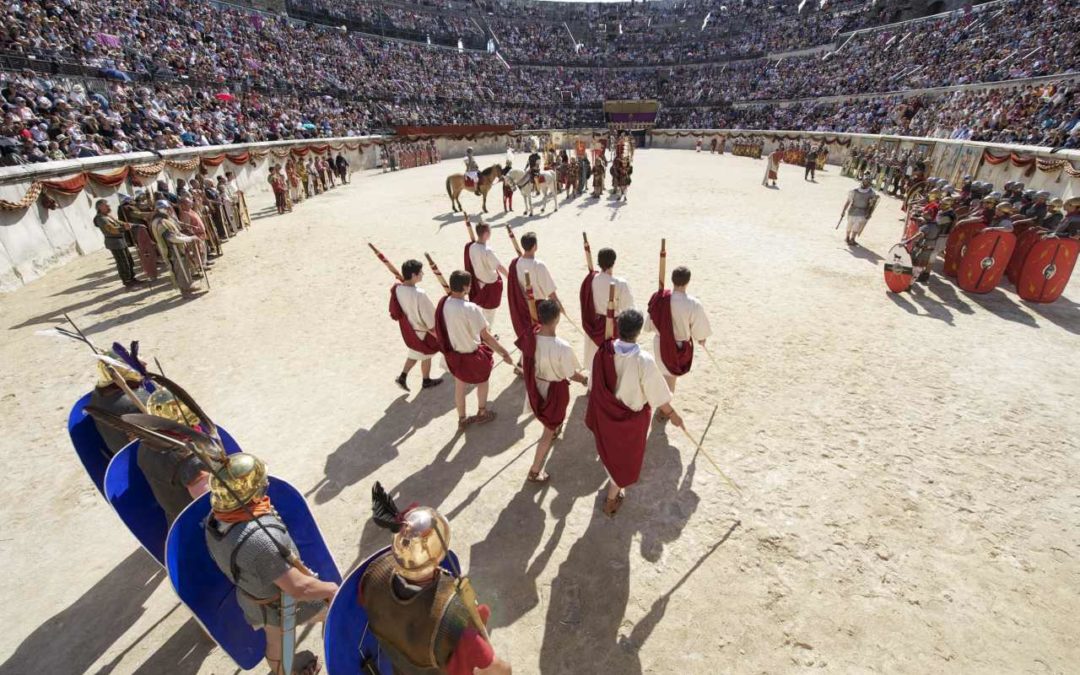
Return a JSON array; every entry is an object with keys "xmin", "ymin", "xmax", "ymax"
[
  {"xmin": 659, "ymin": 238, "xmax": 667, "ymax": 291},
  {"xmin": 524, "ymin": 271, "xmax": 539, "ymax": 324},
  {"xmin": 368, "ymin": 243, "xmax": 404, "ymax": 282},
  {"xmin": 424, "ymin": 253, "xmax": 451, "ymax": 295},
  {"xmin": 676, "ymin": 422, "xmax": 741, "ymax": 495},
  {"xmin": 604, "ymin": 282, "xmax": 616, "ymax": 340},
  {"xmin": 505, "ymin": 225, "xmax": 523, "ymax": 256},
  {"xmin": 583, "ymin": 232, "xmax": 594, "ymax": 273},
  {"xmin": 464, "ymin": 213, "xmax": 476, "ymax": 243}
]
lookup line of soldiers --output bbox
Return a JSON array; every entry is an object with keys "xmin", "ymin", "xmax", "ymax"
[
  {"xmin": 92, "ymin": 172, "xmax": 251, "ymax": 297},
  {"xmin": 843, "ymin": 146, "xmax": 929, "ymax": 198},
  {"xmin": 380, "ymin": 139, "xmax": 440, "ymax": 173},
  {"xmin": 379, "ymin": 220, "xmax": 713, "ymax": 517}
]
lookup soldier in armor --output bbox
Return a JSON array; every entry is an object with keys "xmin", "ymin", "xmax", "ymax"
[
  {"xmin": 464, "ymin": 148, "xmax": 481, "ymax": 196},
  {"xmin": 88, "ymin": 351, "xmax": 149, "ymax": 455},
  {"xmin": 137, "ymin": 384, "xmax": 213, "ymax": 525},
  {"xmin": 527, "ymin": 150, "xmax": 542, "ymax": 196},
  {"xmin": 592, "ymin": 152, "xmax": 607, "ymax": 198},
  {"xmin": 205, "ymin": 451, "xmax": 339, "ymax": 675},
  {"xmin": 359, "ymin": 483, "xmax": 512, "ymax": 675}
]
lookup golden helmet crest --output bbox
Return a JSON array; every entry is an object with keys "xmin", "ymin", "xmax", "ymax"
[
  {"xmin": 210, "ymin": 453, "xmax": 269, "ymax": 512},
  {"xmin": 147, "ymin": 386, "xmax": 197, "ymax": 427},
  {"xmin": 391, "ymin": 507, "xmax": 450, "ymax": 582},
  {"xmin": 95, "ymin": 351, "xmax": 143, "ymax": 388}
]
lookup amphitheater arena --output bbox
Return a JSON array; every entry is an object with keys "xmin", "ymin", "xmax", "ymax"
[{"xmin": 0, "ymin": 0, "xmax": 1078, "ymax": 673}]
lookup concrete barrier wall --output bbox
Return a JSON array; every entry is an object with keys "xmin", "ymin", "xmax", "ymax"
[{"xmin": 3, "ymin": 129, "xmax": 1078, "ymax": 292}]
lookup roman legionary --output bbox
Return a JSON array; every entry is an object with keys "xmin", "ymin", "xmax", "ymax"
[
  {"xmin": 517, "ymin": 300, "xmax": 587, "ymax": 484},
  {"xmin": 580, "ymin": 247, "xmax": 635, "ymax": 369},
  {"xmin": 203, "ymin": 450, "xmax": 338, "ymax": 675},
  {"xmin": 592, "ymin": 153, "xmax": 606, "ymax": 198},
  {"xmin": 88, "ymin": 350, "xmax": 150, "ymax": 455},
  {"xmin": 905, "ymin": 210, "xmax": 954, "ymax": 284},
  {"xmin": 464, "ymin": 223, "xmax": 507, "ymax": 328},
  {"xmin": 646, "ymin": 266, "xmax": 712, "ymax": 395},
  {"xmin": 150, "ymin": 201, "xmax": 201, "ymax": 297},
  {"xmin": 762, "ymin": 143, "xmax": 783, "ymax": 188},
  {"xmin": 360, "ymin": 483, "xmax": 512, "ymax": 675},
  {"xmin": 842, "ymin": 175, "xmax": 879, "ymax": 246},
  {"xmin": 434, "ymin": 270, "xmax": 514, "ymax": 429},
  {"xmin": 586, "ymin": 309, "xmax": 681, "ymax": 517},
  {"xmin": 390, "ymin": 259, "xmax": 443, "ymax": 392},
  {"xmin": 507, "ymin": 231, "xmax": 560, "ymax": 340}
]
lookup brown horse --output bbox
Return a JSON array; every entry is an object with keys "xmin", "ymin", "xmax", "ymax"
[{"xmin": 445, "ymin": 164, "xmax": 504, "ymax": 213}]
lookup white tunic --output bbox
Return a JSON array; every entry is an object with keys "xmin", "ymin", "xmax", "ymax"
[
  {"xmin": 395, "ymin": 284, "xmax": 437, "ymax": 360},
  {"xmin": 442, "ymin": 296, "xmax": 488, "ymax": 354},
  {"xmin": 646, "ymin": 290, "xmax": 712, "ymax": 377},
  {"xmin": 534, "ymin": 335, "xmax": 580, "ymax": 399},
  {"xmin": 590, "ymin": 272, "xmax": 634, "ymax": 316},
  {"xmin": 515, "ymin": 257, "xmax": 557, "ymax": 300},
  {"xmin": 468, "ymin": 242, "xmax": 502, "ymax": 285},
  {"xmin": 612, "ymin": 340, "xmax": 672, "ymax": 412}
]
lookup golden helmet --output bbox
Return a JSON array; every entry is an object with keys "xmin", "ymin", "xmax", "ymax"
[
  {"xmin": 210, "ymin": 453, "xmax": 269, "ymax": 512},
  {"xmin": 391, "ymin": 506, "xmax": 450, "ymax": 582},
  {"xmin": 147, "ymin": 386, "xmax": 197, "ymax": 426},
  {"xmin": 95, "ymin": 351, "xmax": 143, "ymax": 388}
]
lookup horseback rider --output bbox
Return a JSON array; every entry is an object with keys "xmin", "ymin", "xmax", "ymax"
[
  {"xmin": 527, "ymin": 149, "xmax": 542, "ymax": 196},
  {"xmin": 464, "ymin": 148, "xmax": 481, "ymax": 196}
]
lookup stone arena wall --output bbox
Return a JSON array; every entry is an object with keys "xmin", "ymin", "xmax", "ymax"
[{"xmin": 1, "ymin": 130, "xmax": 1077, "ymax": 293}]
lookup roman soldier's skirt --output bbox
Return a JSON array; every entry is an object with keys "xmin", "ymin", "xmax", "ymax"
[
  {"xmin": 516, "ymin": 328, "xmax": 570, "ymax": 430},
  {"xmin": 464, "ymin": 242, "xmax": 504, "ymax": 310},
  {"xmin": 435, "ymin": 296, "xmax": 493, "ymax": 384},
  {"xmin": 389, "ymin": 285, "xmax": 440, "ymax": 355},
  {"xmin": 579, "ymin": 272, "xmax": 606, "ymax": 347},
  {"xmin": 647, "ymin": 290, "xmax": 693, "ymax": 376}
]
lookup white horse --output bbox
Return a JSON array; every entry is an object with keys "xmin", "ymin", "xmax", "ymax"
[{"xmin": 506, "ymin": 168, "xmax": 558, "ymax": 216}]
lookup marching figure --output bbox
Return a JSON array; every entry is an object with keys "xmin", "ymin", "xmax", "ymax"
[
  {"xmin": 507, "ymin": 231, "xmax": 560, "ymax": 340},
  {"xmin": 390, "ymin": 259, "xmax": 444, "ymax": 392},
  {"xmin": 360, "ymin": 483, "xmax": 513, "ymax": 674},
  {"xmin": 591, "ymin": 153, "xmax": 606, "ymax": 198},
  {"xmin": 586, "ymin": 309, "xmax": 681, "ymax": 518},
  {"xmin": 763, "ymin": 143, "xmax": 783, "ymax": 188},
  {"xmin": 518, "ymin": 300, "xmax": 588, "ymax": 484},
  {"xmin": 464, "ymin": 223, "xmax": 508, "ymax": 328},
  {"xmin": 646, "ymin": 265, "xmax": 712, "ymax": 395},
  {"xmin": 580, "ymin": 247, "xmax": 635, "ymax": 370},
  {"xmin": 435, "ymin": 270, "xmax": 514, "ymax": 429},
  {"xmin": 842, "ymin": 175, "xmax": 879, "ymax": 246},
  {"xmin": 464, "ymin": 148, "xmax": 482, "ymax": 196}
]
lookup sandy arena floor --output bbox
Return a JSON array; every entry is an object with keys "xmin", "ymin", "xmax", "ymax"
[{"xmin": 0, "ymin": 149, "xmax": 1077, "ymax": 675}]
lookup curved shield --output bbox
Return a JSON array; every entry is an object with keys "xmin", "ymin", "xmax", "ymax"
[
  {"xmin": 1005, "ymin": 227, "xmax": 1047, "ymax": 286},
  {"xmin": 324, "ymin": 547, "xmax": 462, "ymax": 675},
  {"xmin": 883, "ymin": 245, "xmax": 913, "ymax": 293},
  {"xmin": 166, "ymin": 476, "xmax": 342, "ymax": 670},
  {"xmin": 956, "ymin": 230, "xmax": 1017, "ymax": 294},
  {"xmin": 1017, "ymin": 237, "xmax": 1079, "ymax": 304},
  {"xmin": 902, "ymin": 215, "xmax": 919, "ymax": 244},
  {"xmin": 68, "ymin": 392, "xmax": 111, "ymax": 496},
  {"xmin": 943, "ymin": 221, "xmax": 984, "ymax": 278},
  {"xmin": 103, "ymin": 427, "xmax": 242, "ymax": 565}
]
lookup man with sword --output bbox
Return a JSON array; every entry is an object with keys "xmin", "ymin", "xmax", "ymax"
[{"xmin": 839, "ymin": 174, "xmax": 879, "ymax": 247}]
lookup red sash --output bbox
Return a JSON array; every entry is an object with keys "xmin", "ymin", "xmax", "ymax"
[
  {"xmin": 389, "ymin": 285, "xmax": 440, "ymax": 355},
  {"xmin": 579, "ymin": 272, "xmax": 605, "ymax": 347},
  {"xmin": 515, "ymin": 328, "xmax": 570, "ymax": 430},
  {"xmin": 435, "ymin": 295, "xmax": 493, "ymax": 384},
  {"xmin": 585, "ymin": 341, "xmax": 651, "ymax": 487},
  {"xmin": 646, "ymin": 290, "xmax": 693, "ymax": 376},
  {"xmin": 506, "ymin": 257, "xmax": 535, "ymax": 339},
  {"xmin": 464, "ymin": 242, "xmax": 504, "ymax": 310}
]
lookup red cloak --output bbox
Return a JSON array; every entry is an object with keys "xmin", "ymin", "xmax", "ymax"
[
  {"xmin": 579, "ymin": 272, "xmax": 605, "ymax": 347},
  {"xmin": 389, "ymin": 285, "xmax": 440, "ymax": 355},
  {"xmin": 434, "ymin": 295, "xmax": 493, "ymax": 384},
  {"xmin": 506, "ymin": 257, "xmax": 536, "ymax": 339},
  {"xmin": 515, "ymin": 328, "xmax": 570, "ymax": 430},
  {"xmin": 585, "ymin": 341, "xmax": 651, "ymax": 487},
  {"xmin": 463, "ymin": 242, "xmax": 504, "ymax": 310},
  {"xmin": 647, "ymin": 290, "xmax": 693, "ymax": 376}
]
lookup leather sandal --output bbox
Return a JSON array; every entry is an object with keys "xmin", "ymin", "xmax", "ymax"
[{"xmin": 602, "ymin": 493, "xmax": 625, "ymax": 518}]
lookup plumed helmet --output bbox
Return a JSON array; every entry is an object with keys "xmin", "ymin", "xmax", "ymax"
[
  {"xmin": 210, "ymin": 453, "xmax": 269, "ymax": 512},
  {"xmin": 391, "ymin": 507, "xmax": 450, "ymax": 582},
  {"xmin": 146, "ymin": 385, "xmax": 197, "ymax": 426},
  {"xmin": 96, "ymin": 350, "xmax": 143, "ymax": 388}
]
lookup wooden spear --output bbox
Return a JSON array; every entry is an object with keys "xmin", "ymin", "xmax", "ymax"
[
  {"xmin": 506, "ymin": 224, "xmax": 523, "ymax": 256},
  {"xmin": 604, "ymin": 282, "xmax": 616, "ymax": 340},
  {"xmin": 583, "ymin": 232, "xmax": 594, "ymax": 273},
  {"xmin": 368, "ymin": 242, "xmax": 403, "ymax": 282},
  {"xmin": 464, "ymin": 212, "xmax": 476, "ymax": 243},
  {"xmin": 424, "ymin": 253, "xmax": 451, "ymax": 295},
  {"xmin": 524, "ymin": 271, "xmax": 539, "ymax": 324},
  {"xmin": 659, "ymin": 238, "xmax": 667, "ymax": 291}
]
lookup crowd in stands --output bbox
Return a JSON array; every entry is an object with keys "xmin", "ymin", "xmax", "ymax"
[{"xmin": 1, "ymin": 0, "xmax": 1078, "ymax": 164}]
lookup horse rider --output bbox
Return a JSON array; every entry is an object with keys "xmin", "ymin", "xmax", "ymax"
[
  {"xmin": 464, "ymin": 148, "xmax": 481, "ymax": 196},
  {"xmin": 527, "ymin": 149, "xmax": 542, "ymax": 196}
]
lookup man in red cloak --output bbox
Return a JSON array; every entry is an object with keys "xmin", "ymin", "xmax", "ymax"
[
  {"xmin": 435, "ymin": 270, "xmax": 514, "ymax": 428},
  {"xmin": 586, "ymin": 309, "xmax": 681, "ymax": 517},
  {"xmin": 464, "ymin": 223, "xmax": 507, "ymax": 329},
  {"xmin": 646, "ymin": 266, "xmax": 712, "ymax": 396},
  {"xmin": 389, "ymin": 259, "xmax": 443, "ymax": 392}
]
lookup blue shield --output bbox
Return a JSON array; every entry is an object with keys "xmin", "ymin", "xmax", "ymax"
[
  {"xmin": 68, "ymin": 392, "xmax": 111, "ymax": 495},
  {"xmin": 324, "ymin": 547, "xmax": 461, "ymax": 675},
  {"xmin": 103, "ymin": 428, "xmax": 242, "ymax": 565},
  {"xmin": 166, "ymin": 476, "xmax": 342, "ymax": 670}
]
